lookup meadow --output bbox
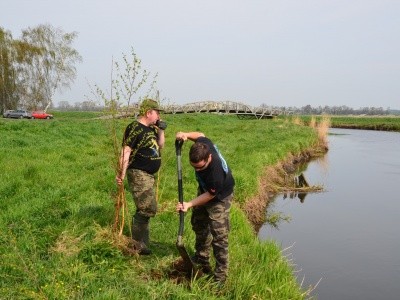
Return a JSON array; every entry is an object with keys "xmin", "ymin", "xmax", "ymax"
[
  {"xmin": 294, "ymin": 115, "xmax": 400, "ymax": 131},
  {"xmin": 0, "ymin": 112, "xmax": 322, "ymax": 299}
]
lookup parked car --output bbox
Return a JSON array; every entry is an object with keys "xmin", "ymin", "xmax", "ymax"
[
  {"xmin": 3, "ymin": 110, "xmax": 15, "ymax": 118},
  {"xmin": 3, "ymin": 110, "xmax": 32, "ymax": 119},
  {"xmin": 32, "ymin": 111, "xmax": 54, "ymax": 119}
]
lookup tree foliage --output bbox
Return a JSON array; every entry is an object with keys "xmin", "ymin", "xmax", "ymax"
[
  {"xmin": 91, "ymin": 47, "xmax": 158, "ymax": 112},
  {"xmin": 0, "ymin": 24, "xmax": 81, "ymax": 113},
  {"xmin": 0, "ymin": 28, "xmax": 19, "ymax": 111}
]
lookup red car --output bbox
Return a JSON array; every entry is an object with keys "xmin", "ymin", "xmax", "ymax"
[{"xmin": 32, "ymin": 111, "xmax": 54, "ymax": 119}]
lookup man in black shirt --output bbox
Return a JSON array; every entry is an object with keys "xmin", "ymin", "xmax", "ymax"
[
  {"xmin": 116, "ymin": 99, "xmax": 165, "ymax": 255},
  {"xmin": 176, "ymin": 131, "xmax": 235, "ymax": 284}
]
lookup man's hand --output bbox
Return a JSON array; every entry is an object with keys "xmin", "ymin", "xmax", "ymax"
[
  {"xmin": 175, "ymin": 131, "xmax": 187, "ymax": 141},
  {"xmin": 115, "ymin": 175, "xmax": 124, "ymax": 185},
  {"xmin": 176, "ymin": 202, "xmax": 191, "ymax": 212}
]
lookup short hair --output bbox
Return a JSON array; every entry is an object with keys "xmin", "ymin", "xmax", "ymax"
[{"xmin": 189, "ymin": 142, "xmax": 210, "ymax": 163}]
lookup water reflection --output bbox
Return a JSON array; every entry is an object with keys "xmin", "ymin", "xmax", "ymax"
[
  {"xmin": 283, "ymin": 173, "xmax": 310, "ymax": 203},
  {"xmin": 267, "ymin": 173, "xmax": 314, "ymax": 228}
]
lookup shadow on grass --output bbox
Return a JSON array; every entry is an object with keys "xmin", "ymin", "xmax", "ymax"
[{"xmin": 76, "ymin": 205, "xmax": 111, "ymax": 227}]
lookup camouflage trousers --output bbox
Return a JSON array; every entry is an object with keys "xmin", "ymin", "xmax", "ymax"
[
  {"xmin": 191, "ymin": 193, "xmax": 233, "ymax": 282},
  {"xmin": 127, "ymin": 169, "xmax": 157, "ymax": 248},
  {"xmin": 127, "ymin": 168, "xmax": 157, "ymax": 218}
]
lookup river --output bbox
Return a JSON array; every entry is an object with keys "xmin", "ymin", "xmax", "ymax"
[{"xmin": 258, "ymin": 128, "xmax": 400, "ymax": 299}]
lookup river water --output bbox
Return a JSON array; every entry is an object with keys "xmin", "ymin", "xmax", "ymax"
[{"xmin": 258, "ymin": 128, "xmax": 400, "ymax": 299}]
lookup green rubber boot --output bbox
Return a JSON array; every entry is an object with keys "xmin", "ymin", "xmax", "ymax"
[{"xmin": 132, "ymin": 214, "xmax": 152, "ymax": 255}]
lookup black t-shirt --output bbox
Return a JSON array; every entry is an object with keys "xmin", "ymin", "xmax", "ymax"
[
  {"xmin": 195, "ymin": 137, "xmax": 235, "ymax": 201},
  {"xmin": 122, "ymin": 121, "xmax": 161, "ymax": 174}
]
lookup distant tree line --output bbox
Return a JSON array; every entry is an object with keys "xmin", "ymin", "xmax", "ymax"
[
  {"xmin": 57, "ymin": 100, "xmax": 104, "ymax": 111},
  {"xmin": 0, "ymin": 24, "xmax": 81, "ymax": 114},
  {"xmin": 263, "ymin": 104, "xmax": 398, "ymax": 116},
  {"xmin": 54, "ymin": 101, "xmax": 399, "ymax": 115}
]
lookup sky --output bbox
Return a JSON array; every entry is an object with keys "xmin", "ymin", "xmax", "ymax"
[{"xmin": 1, "ymin": 0, "xmax": 399, "ymax": 109}]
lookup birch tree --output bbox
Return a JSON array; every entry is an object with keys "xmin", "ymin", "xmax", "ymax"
[{"xmin": 20, "ymin": 24, "xmax": 82, "ymax": 111}]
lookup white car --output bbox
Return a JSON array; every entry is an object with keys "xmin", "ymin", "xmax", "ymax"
[
  {"xmin": 3, "ymin": 110, "xmax": 32, "ymax": 119},
  {"xmin": 3, "ymin": 110, "xmax": 15, "ymax": 118}
]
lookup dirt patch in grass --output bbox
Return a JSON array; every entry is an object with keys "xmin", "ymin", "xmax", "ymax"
[
  {"xmin": 148, "ymin": 258, "xmax": 206, "ymax": 285},
  {"xmin": 168, "ymin": 258, "xmax": 197, "ymax": 283}
]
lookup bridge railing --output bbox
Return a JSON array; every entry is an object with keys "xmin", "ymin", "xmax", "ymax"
[
  {"xmin": 160, "ymin": 100, "xmax": 292, "ymax": 118},
  {"xmin": 113, "ymin": 100, "xmax": 292, "ymax": 120}
]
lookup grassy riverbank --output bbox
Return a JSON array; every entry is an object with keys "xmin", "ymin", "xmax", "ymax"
[
  {"xmin": 0, "ymin": 113, "xmax": 322, "ymax": 299},
  {"xmin": 293, "ymin": 115, "xmax": 400, "ymax": 132}
]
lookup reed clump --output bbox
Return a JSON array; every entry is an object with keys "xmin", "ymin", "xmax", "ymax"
[
  {"xmin": 316, "ymin": 114, "xmax": 331, "ymax": 149},
  {"xmin": 292, "ymin": 115, "xmax": 304, "ymax": 126}
]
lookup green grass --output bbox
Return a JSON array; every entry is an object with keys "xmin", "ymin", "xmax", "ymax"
[
  {"xmin": 0, "ymin": 113, "xmax": 319, "ymax": 299},
  {"xmin": 292, "ymin": 115, "xmax": 400, "ymax": 131},
  {"xmin": 330, "ymin": 115, "xmax": 400, "ymax": 131},
  {"xmin": 48, "ymin": 110, "xmax": 105, "ymax": 119}
]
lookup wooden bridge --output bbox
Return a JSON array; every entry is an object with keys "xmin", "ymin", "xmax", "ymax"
[{"xmin": 161, "ymin": 100, "xmax": 290, "ymax": 119}]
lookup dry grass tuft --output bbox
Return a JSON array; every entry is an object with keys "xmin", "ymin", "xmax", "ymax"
[
  {"xmin": 292, "ymin": 116, "xmax": 304, "ymax": 126},
  {"xmin": 50, "ymin": 231, "xmax": 85, "ymax": 257},
  {"xmin": 309, "ymin": 116, "xmax": 317, "ymax": 128},
  {"xmin": 93, "ymin": 225, "xmax": 140, "ymax": 257},
  {"xmin": 316, "ymin": 115, "xmax": 331, "ymax": 149}
]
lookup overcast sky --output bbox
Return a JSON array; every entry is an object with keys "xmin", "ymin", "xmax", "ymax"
[{"xmin": 1, "ymin": 0, "xmax": 399, "ymax": 109}]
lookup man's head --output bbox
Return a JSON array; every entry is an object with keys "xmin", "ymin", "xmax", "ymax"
[
  {"xmin": 139, "ymin": 99, "xmax": 163, "ymax": 116},
  {"xmin": 189, "ymin": 142, "xmax": 212, "ymax": 171}
]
